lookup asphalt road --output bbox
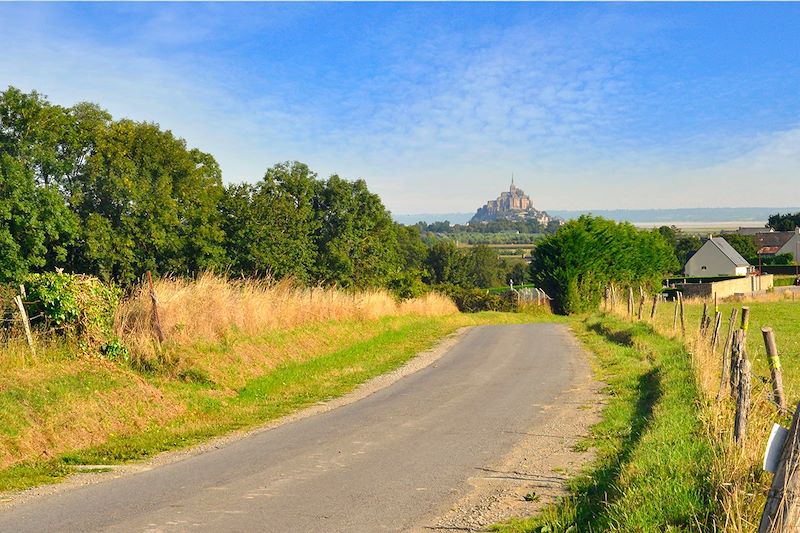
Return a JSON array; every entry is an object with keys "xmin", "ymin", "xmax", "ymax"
[{"xmin": 0, "ymin": 323, "xmax": 586, "ymax": 533}]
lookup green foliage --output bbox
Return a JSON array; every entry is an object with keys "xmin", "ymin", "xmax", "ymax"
[
  {"xmin": 23, "ymin": 272, "xmax": 121, "ymax": 349},
  {"xmin": 437, "ymin": 285, "xmax": 514, "ymax": 312},
  {"xmin": 531, "ymin": 217, "xmax": 678, "ymax": 314},
  {"xmin": 721, "ymin": 233, "xmax": 758, "ymax": 260},
  {"xmin": 768, "ymin": 211, "xmax": 800, "ymax": 231}
]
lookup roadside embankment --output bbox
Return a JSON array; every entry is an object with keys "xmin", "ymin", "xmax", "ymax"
[{"xmin": 0, "ymin": 273, "xmax": 551, "ymax": 493}]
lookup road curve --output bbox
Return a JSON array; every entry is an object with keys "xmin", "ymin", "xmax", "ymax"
[{"xmin": 0, "ymin": 323, "xmax": 588, "ymax": 533}]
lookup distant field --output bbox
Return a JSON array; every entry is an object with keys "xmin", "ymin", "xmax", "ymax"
[{"xmin": 445, "ymin": 232, "xmax": 544, "ymax": 245}]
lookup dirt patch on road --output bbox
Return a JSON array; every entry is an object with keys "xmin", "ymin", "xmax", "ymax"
[{"xmin": 423, "ymin": 326, "xmax": 604, "ymax": 532}]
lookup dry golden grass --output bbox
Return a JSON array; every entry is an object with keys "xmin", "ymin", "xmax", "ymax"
[
  {"xmin": 606, "ymin": 293, "xmax": 795, "ymax": 532},
  {"xmin": 116, "ymin": 272, "xmax": 458, "ymax": 365}
]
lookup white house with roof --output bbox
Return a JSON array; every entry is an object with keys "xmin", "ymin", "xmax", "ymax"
[{"xmin": 684, "ymin": 236, "xmax": 752, "ymax": 277}]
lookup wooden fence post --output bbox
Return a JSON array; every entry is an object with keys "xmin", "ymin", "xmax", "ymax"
[
  {"xmin": 13, "ymin": 294, "xmax": 35, "ymax": 358},
  {"xmin": 717, "ymin": 308, "xmax": 738, "ymax": 401},
  {"xmin": 730, "ymin": 329, "xmax": 743, "ymax": 397},
  {"xmin": 741, "ymin": 306, "xmax": 751, "ymax": 333},
  {"xmin": 700, "ymin": 302, "xmax": 709, "ymax": 336},
  {"xmin": 147, "ymin": 271, "xmax": 165, "ymax": 343},
  {"xmin": 759, "ymin": 402, "xmax": 800, "ymax": 532},
  {"xmin": 734, "ymin": 355, "xmax": 752, "ymax": 446},
  {"xmin": 711, "ymin": 311, "xmax": 722, "ymax": 351},
  {"xmin": 637, "ymin": 286, "xmax": 645, "ymax": 320},
  {"xmin": 628, "ymin": 287, "xmax": 634, "ymax": 320},
  {"xmin": 673, "ymin": 294, "xmax": 679, "ymax": 330},
  {"xmin": 650, "ymin": 293, "xmax": 659, "ymax": 321},
  {"xmin": 679, "ymin": 291, "xmax": 686, "ymax": 337},
  {"xmin": 763, "ymin": 327, "xmax": 788, "ymax": 412}
]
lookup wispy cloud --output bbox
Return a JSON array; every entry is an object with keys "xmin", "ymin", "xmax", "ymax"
[{"xmin": 1, "ymin": 4, "xmax": 798, "ymax": 213}]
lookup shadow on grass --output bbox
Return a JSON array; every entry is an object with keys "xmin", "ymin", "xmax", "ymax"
[
  {"xmin": 567, "ymin": 366, "xmax": 662, "ymax": 530},
  {"xmin": 587, "ymin": 320, "xmax": 635, "ymax": 347}
]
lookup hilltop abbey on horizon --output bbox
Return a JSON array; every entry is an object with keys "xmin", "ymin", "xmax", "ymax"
[{"xmin": 470, "ymin": 177, "xmax": 561, "ymax": 229}]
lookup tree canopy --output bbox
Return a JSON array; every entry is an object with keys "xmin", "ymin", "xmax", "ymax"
[{"xmin": 531, "ymin": 216, "xmax": 679, "ymax": 314}]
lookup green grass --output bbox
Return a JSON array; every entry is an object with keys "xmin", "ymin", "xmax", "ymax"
[
  {"xmin": 496, "ymin": 314, "xmax": 715, "ymax": 532},
  {"xmin": 773, "ymin": 275, "xmax": 798, "ymax": 287},
  {"xmin": 0, "ymin": 311, "xmax": 554, "ymax": 493}
]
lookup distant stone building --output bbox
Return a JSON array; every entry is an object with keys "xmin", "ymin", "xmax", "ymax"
[{"xmin": 470, "ymin": 178, "xmax": 559, "ymax": 227}]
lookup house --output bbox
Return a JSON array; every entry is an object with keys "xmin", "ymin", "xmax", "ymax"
[
  {"xmin": 754, "ymin": 229, "xmax": 800, "ymax": 263},
  {"xmin": 684, "ymin": 236, "xmax": 752, "ymax": 277}
]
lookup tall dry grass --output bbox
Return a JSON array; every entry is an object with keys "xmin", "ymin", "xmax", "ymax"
[
  {"xmin": 606, "ymin": 293, "xmax": 785, "ymax": 532},
  {"xmin": 116, "ymin": 272, "xmax": 458, "ymax": 363}
]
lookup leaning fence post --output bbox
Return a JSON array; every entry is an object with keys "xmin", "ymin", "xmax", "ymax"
[
  {"xmin": 711, "ymin": 311, "xmax": 722, "ymax": 351},
  {"xmin": 146, "ymin": 271, "xmax": 165, "ymax": 343},
  {"xmin": 637, "ymin": 286, "xmax": 645, "ymax": 320},
  {"xmin": 734, "ymin": 353, "xmax": 751, "ymax": 446},
  {"xmin": 759, "ymin": 402, "xmax": 800, "ymax": 532},
  {"xmin": 700, "ymin": 302, "xmax": 709, "ymax": 336},
  {"xmin": 763, "ymin": 327, "xmax": 788, "ymax": 412},
  {"xmin": 13, "ymin": 294, "xmax": 35, "ymax": 358},
  {"xmin": 717, "ymin": 308, "xmax": 738, "ymax": 401}
]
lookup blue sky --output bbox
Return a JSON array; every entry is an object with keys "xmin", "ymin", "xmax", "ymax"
[{"xmin": 1, "ymin": 3, "xmax": 799, "ymax": 214}]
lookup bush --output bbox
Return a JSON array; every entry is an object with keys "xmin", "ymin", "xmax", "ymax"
[
  {"xmin": 23, "ymin": 271, "xmax": 122, "ymax": 350},
  {"xmin": 530, "ymin": 216, "xmax": 679, "ymax": 314},
  {"xmin": 437, "ymin": 284, "xmax": 515, "ymax": 312}
]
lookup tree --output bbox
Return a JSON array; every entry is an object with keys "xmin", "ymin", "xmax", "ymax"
[
  {"xmin": 0, "ymin": 154, "xmax": 77, "ymax": 281},
  {"xmin": 424, "ymin": 241, "xmax": 468, "ymax": 286},
  {"xmin": 769, "ymin": 212, "xmax": 800, "ymax": 231},
  {"xmin": 722, "ymin": 234, "xmax": 758, "ymax": 262},
  {"xmin": 465, "ymin": 245, "xmax": 502, "ymax": 288},
  {"xmin": 530, "ymin": 216, "xmax": 678, "ymax": 314},
  {"xmin": 313, "ymin": 175, "xmax": 400, "ymax": 289}
]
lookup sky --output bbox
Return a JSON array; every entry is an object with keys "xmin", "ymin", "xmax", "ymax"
[{"xmin": 1, "ymin": 3, "xmax": 799, "ymax": 215}]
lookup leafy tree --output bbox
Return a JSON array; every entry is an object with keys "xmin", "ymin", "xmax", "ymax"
[
  {"xmin": 314, "ymin": 175, "xmax": 400, "ymax": 288},
  {"xmin": 465, "ymin": 245, "xmax": 503, "ymax": 288},
  {"xmin": 424, "ymin": 241, "xmax": 468, "ymax": 286},
  {"xmin": 530, "ymin": 216, "xmax": 678, "ymax": 314},
  {"xmin": 769, "ymin": 212, "xmax": 800, "ymax": 231},
  {"xmin": 0, "ymin": 154, "xmax": 77, "ymax": 281},
  {"xmin": 722, "ymin": 234, "xmax": 758, "ymax": 261}
]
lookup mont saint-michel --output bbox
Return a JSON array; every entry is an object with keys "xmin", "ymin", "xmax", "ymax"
[{"xmin": 470, "ymin": 178, "xmax": 560, "ymax": 228}]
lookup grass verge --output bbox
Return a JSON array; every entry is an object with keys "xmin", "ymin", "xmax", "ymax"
[
  {"xmin": 496, "ymin": 313, "xmax": 715, "ymax": 532},
  {"xmin": 0, "ymin": 310, "xmax": 556, "ymax": 493}
]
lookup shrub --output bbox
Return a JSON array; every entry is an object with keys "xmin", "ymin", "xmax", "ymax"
[
  {"xmin": 437, "ymin": 284, "xmax": 514, "ymax": 312},
  {"xmin": 23, "ymin": 271, "xmax": 122, "ymax": 350}
]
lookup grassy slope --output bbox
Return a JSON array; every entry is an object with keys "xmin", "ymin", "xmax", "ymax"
[
  {"xmin": 497, "ymin": 314, "xmax": 715, "ymax": 532},
  {"xmin": 0, "ymin": 311, "xmax": 555, "ymax": 493}
]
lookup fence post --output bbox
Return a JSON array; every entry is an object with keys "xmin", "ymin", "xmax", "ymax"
[
  {"xmin": 711, "ymin": 311, "xmax": 722, "ymax": 351},
  {"xmin": 13, "ymin": 294, "xmax": 35, "ymax": 358},
  {"xmin": 146, "ymin": 271, "xmax": 165, "ymax": 343},
  {"xmin": 700, "ymin": 302, "xmax": 709, "ymax": 336},
  {"xmin": 637, "ymin": 286, "xmax": 645, "ymax": 320},
  {"xmin": 717, "ymin": 308, "xmax": 738, "ymax": 401},
  {"xmin": 759, "ymin": 402, "xmax": 800, "ymax": 532},
  {"xmin": 673, "ymin": 294, "xmax": 679, "ymax": 330},
  {"xmin": 763, "ymin": 327, "xmax": 788, "ymax": 412},
  {"xmin": 628, "ymin": 287, "xmax": 634, "ymax": 320},
  {"xmin": 679, "ymin": 291, "xmax": 686, "ymax": 337},
  {"xmin": 650, "ymin": 293, "xmax": 659, "ymax": 321},
  {"xmin": 741, "ymin": 306, "xmax": 751, "ymax": 333},
  {"xmin": 734, "ymin": 354, "xmax": 751, "ymax": 446},
  {"xmin": 730, "ymin": 329, "xmax": 743, "ymax": 397}
]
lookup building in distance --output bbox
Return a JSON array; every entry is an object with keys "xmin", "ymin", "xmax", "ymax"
[{"xmin": 470, "ymin": 177, "xmax": 561, "ymax": 229}]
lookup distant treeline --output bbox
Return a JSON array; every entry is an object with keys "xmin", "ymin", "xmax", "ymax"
[
  {"xmin": 417, "ymin": 218, "xmax": 560, "ymax": 235},
  {"xmin": 0, "ymin": 87, "xmax": 524, "ymax": 298}
]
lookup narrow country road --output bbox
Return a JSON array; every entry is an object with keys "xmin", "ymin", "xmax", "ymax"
[{"xmin": 0, "ymin": 323, "xmax": 590, "ymax": 533}]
